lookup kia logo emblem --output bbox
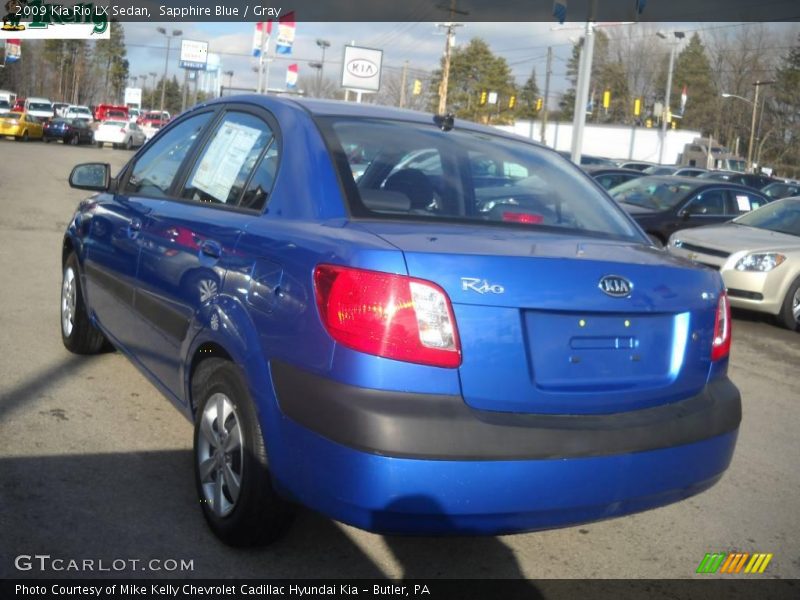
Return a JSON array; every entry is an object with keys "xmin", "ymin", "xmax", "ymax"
[
  {"xmin": 347, "ymin": 59, "xmax": 378, "ymax": 78},
  {"xmin": 598, "ymin": 275, "xmax": 633, "ymax": 298}
]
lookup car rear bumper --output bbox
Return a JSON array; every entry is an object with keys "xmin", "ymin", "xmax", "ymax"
[{"xmin": 268, "ymin": 361, "xmax": 740, "ymax": 534}]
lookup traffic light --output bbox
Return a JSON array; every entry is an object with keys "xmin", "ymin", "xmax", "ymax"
[
  {"xmin": 633, "ymin": 97, "xmax": 642, "ymax": 117},
  {"xmin": 602, "ymin": 89, "xmax": 611, "ymax": 109},
  {"xmin": 508, "ymin": 95, "xmax": 516, "ymax": 109},
  {"xmin": 479, "ymin": 90, "xmax": 487, "ymax": 106},
  {"xmin": 412, "ymin": 79, "xmax": 422, "ymax": 95},
  {"xmin": 535, "ymin": 97, "xmax": 543, "ymax": 111}
]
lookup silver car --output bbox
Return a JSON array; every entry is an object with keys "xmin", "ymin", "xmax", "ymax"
[{"xmin": 668, "ymin": 196, "xmax": 800, "ymax": 330}]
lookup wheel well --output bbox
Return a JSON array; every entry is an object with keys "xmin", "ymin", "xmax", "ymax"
[
  {"xmin": 188, "ymin": 342, "xmax": 233, "ymax": 416},
  {"xmin": 62, "ymin": 237, "xmax": 75, "ymax": 266}
]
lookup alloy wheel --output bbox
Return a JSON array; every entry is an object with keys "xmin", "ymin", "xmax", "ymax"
[
  {"xmin": 61, "ymin": 266, "xmax": 76, "ymax": 337},
  {"xmin": 197, "ymin": 393, "xmax": 244, "ymax": 518}
]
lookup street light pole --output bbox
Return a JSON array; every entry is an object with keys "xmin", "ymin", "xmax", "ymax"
[
  {"xmin": 746, "ymin": 81, "xmax": 775, "ymax": 171},
  {"xmin": 157, "ymin": 27, "xmax": 182, "ymax": 116},
  {"xmin": 722, "ymin": 80, "xmax": 774, "ymax": 172},
  {"xmin": 657, "ymin": 31, "xmax": 684, "ymax": 165},
  {"xmin": 316, "ymin": 39, "xmax": 330, "ymax": 96},
  {"xmin": 570, "ymin": 21, "xmax": 595, "ymax": 164}
]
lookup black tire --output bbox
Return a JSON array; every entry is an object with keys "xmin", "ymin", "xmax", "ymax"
[
  {"xmin": 61, "ymin": 252, "xmax": 107, "ymax": 354},
  {"xmin": 22, "ymin": 131, "xmax": 29, "ymax": 142},
  {"xmin": 192, "ymin": 358, "xmax": 293, "ymax": 547},
  {"xmin": 44, "ymin": 137, "xmax": 52, "ymax": 143},
  {"xmin": 777, "ymin": 277, "xmax": 800, "ymax": 331},
  {"xmin": 70, "ymin": 134, "xmax": 79, "ymax": 146},
  {"xmin": 96, "ymin": 141, "xmax": 103, "ymax": 148},
  {"xmin": 125, "ymin": 136, "xmax": 133, "ymax": 150}
]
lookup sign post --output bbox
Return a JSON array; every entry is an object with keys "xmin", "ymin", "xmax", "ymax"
[{"xmin": 179, "ymin": 40, "xmax": 208, "ymax": 111}]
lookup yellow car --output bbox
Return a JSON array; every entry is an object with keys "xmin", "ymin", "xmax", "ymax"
[{"xmin": 0, "ymin": 112, "xmax": 44, "ymax": 141}]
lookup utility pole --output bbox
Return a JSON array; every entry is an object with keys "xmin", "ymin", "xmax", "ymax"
[
  {"xmin": 399, "ymin": 60, "xmax": 408, "ymax": 108},
  {"xmin": 541, "ymin": 46, "xmax": 552, "ymax": 145},
  {"xmin": 436, "ymin": 1, "xmax": 466, "ymax": 114}
]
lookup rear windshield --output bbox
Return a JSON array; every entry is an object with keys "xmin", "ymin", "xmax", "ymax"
[
  {"xmin": 320, "ymin": 117, "xmax": 642, "ymax": 240},
  {"xmin": 103, "ymin": 120, "xmax": 127, "ymax": 127},
  {"xmin": 610, "ymin": 178, "xmax": 698, "ymax": 210},
  {"xmin": 28, "ymin": 103, "xmax": 52, "ymax": 111},
  {"xmin": 0, "ymin": 100, "xmax": 9, "ymax": 109}
]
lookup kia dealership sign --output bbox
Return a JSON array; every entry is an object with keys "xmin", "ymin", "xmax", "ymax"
[{"xmin": 341, "ymin": 45, "xmax": 383, "ymax": 92}]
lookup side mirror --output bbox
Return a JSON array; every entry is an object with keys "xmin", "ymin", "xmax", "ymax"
[{"xmin": 69, "ymin": 163, "xmax": 110, "ymax": 192}]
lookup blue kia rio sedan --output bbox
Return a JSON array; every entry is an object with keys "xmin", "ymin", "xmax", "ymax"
[{"xmin": 61, "ymin": 96, "xmax": 741, "ymax": 546}]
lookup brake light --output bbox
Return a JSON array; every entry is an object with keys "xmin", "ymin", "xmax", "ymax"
[
  {"xmin": 711, "ymin": 292, "xmax": 731, "ymax": 361},
  {"xmin": 502, "ymin": 212, "xmax": 543, "ymax": 224},
  {"xmin": 313, "ymin": 264, "xmax": 461, "ymax": 368}
]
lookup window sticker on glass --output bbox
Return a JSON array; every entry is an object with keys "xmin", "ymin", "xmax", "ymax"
[
  {"xmin": 736, "ymin": 195, "xmax": 752, "ymax": 212},
  {"xmin": 191, "ymin": 121, "xmax": 262, "ymax": 202}
]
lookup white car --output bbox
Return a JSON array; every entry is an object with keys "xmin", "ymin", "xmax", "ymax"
[
  {"xmin": 64, "ymin": 105, "xmax": 93, "ymax": 122},
  {"xmin": 24, "ymin": 97, "xmax": 55, "ymax": 120},
  {"xmin": 128, "ymin": 108, "xmax": 140, "ymax": 123},
  {"xmin": 94, "ymin": 120, "xmax": 147, "ymax": 149}
]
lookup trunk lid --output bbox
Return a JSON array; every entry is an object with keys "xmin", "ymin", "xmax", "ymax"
[{"xmin": 359, "ymin": 222, "xmax": 723, "ymax": 415}]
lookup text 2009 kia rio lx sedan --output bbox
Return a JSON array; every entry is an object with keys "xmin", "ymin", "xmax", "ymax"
[{"xmin": 61, "ymin": 97, "xmax": 741, "ymax": 546}]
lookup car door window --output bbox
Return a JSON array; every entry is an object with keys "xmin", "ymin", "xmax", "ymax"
[
  {"xmin": 239, "ymin": 142, "xmax": 279, "ymax": 211},
  {"xmin": 181, "ymin": 112, "xmax": 274, "ymax": 206},
  {"xmin": 730, "ymin": 192, "xmax": 767, "ymax": 214},
  {"xmin": 124, "ymin": 112, "xmax": 212, "ymax": 198},
  {"xmin": 685, "ymin": 190, "xmax": 727, "ymax": 216}
]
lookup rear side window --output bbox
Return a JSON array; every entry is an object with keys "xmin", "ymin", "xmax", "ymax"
[
  {"xmin": 686, "ymin": 190, "xmax": 727, "ymax": 216},
  {"xmin": 322, "ymin": 118, "xmax": 641, "ymax": 240},
  {"xmin": 181, "ymin": 112, "xmax": 275, "ymax": 207},
  {"xmin": 124, "ymin": 112, "xmax": 212, "ymax": 198}
]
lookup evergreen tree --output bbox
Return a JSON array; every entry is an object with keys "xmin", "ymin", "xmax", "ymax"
[
  {"xmin": 517, "ymin": 67, "xmax": 540, "ymax": 119},
  {"xmin": 667, "ymin": 33, "xmax": 716, "ymax": 133},
  {"xmin": 429, "ymin": 38, "xmax": 517, "ymax": 124},
  {"xmin": 94, "ymin": 21, "xmax": 129, "ymax": 104},
  {"xmin": 559, "ymin": 29, "xmax": 610, "ymax": 122},
  {"xmin": 770, "ymin": 33, "xmax": 800, "ymax": 171}
]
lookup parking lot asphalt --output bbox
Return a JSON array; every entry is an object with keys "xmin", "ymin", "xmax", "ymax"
[{"xmin": 0, "ymin": 139, "xmax": 798, "ymax": 580}]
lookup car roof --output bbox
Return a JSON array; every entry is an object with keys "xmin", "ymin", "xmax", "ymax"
[
  {"xmin": 583, "ymin": 166, "xmax": 642, "ymax": 175},
  {"xmin": 639, "ymin": 175, "xmax": 767, "ymax": 193},
  {"xmin": 200, "ymin": 95, "xmax": 545, "ymax": 147}
]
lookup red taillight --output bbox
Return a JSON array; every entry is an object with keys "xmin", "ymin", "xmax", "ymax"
[
  {"xmin": 313, "ymin": 264, "xmax": 461, "ymax": 368},
  {"xmin": 711, "ymin": 292, "xmax": 731, "ymax": 361}
]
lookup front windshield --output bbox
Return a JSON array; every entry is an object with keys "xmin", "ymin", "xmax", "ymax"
[
  {"xmin": 29, "ymin": 103, "xmax": 52, "ymax": 111},
  {"xmin": 610, "ymin": 178, "xmax": 697, "ymax": 210},
  {"xmin": 734, "ymin": 198, "xmax": 800, "ymax": 237},
  {"xmin": 321, "ymin": 117, "xmax": 643, "ymax": 241},
  {"xmin": 726, "ymin": 160, "xmax": 746, "ymax": 172}
]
